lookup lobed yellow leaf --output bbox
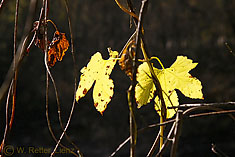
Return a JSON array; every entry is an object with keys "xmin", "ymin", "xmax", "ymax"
[
  {"xmin": 135, "ymin": 56, "xmax": 203, "ymax": 119},
  {"xmin": 76, "ymin": 48, "xmax": 118, "ymax": 114}
]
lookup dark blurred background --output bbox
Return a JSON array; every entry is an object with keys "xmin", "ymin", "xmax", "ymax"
[{"xmin": 0, "ymin": 0, "xmax": 235, "ymax": 156}]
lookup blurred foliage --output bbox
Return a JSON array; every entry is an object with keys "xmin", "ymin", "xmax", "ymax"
[{"xmin": 0, "ymin": 0, "xmax": 235, "ymax": 156}]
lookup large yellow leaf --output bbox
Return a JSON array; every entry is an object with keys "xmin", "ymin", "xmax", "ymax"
[
  {"xmin": 135, "ymin": 56, "xmax": 203, "ymax": 119},
  {"xmin": 76, "ymin": 48, "xmax": 118, "ymax": 114}
]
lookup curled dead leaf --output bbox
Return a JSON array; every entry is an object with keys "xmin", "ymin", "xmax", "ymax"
[
  {"xmin": 47, "ymin": 31, "xmax": 69, "ymax": 66},
  {"xmin": 119, "ymin": 40, "xmax": 136, "ymax": 80}
]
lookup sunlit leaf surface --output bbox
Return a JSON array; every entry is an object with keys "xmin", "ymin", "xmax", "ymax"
[
  {"xmin": 135, "ymin": 56, "xmax": 203, "ymax": 119},
  {"xmin": 76, "ymin": 49, "xmax": 118, "ymax": 114}
]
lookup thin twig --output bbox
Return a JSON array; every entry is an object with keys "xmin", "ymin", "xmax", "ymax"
[
  {"xmin": 0, "ymin": 0, "xmax": 8, "ymax": 13},
  {"xmin": 0, "ymin": 0, "xmax": 36, "ymax": 105},
  {"xmin": 45, "ymin": 0, "xmax": 82, "ymax": 155},
  {"xmin": 1, "ymin": 0, "xmax": 37, "ymax": 152},
  {"xmin": 116, "ymin": 0, "xmax": 166, "ymax": 155},
  {"xmin": 141, "ymin": 39, "xmax": 167, "ymax": 151},
  {"xmin": 189, "ymin": 110, "xmax": 235, "ymax": 119},
  {"xmin": 156, "ymin": 122, "xmax": 176, "ymax": 156},
  {"xmin": 0, "ymin": 34, "xmax": 28, "ymax": 104},
  {"xmin": 63, "ymin": 1, "xmax": 82, "ymax": 155},
  {"xmin": 225, "ymin": 42, "xmax": 235, "ymax": 56},
  {"xmin": 211, "ymin": 143, "xmax": 229, "ymax": 157},
  {"xmin": 46, "ymin": 0, "xmax": 82, "ymax": 156},
  {"xmin": 42, "ymin": 0, "xmax": 60, "ymax": 152},
  {"xmin": 50, "ymin": 98, "xmax": 78, "ymax": 156},
  {"xmin": 109, "ymin": 119, "xmax": 176, "ymax": 157},
  {"xmin": 169, "ymin": 102, "xmax": 235, "ymax": 109},
  {"xmin": 41, "ymin": 1, "xmax": 78, "ymax": 156},
  {"xmin": 127, "ymin": 88, "xmax": 137, "ymax": 157},
  {"xmin": 45, "ymin": 71, "xmax": 58, "ymax": 149},
  {"xmin": 0, "ymin": 81, "xmax": 13, "ymax": 153},
  {"xmin": 136, "ymin": 2, "xmax": 167, "ymax": 152},
  {"xmin": 64, "ymin": 0, "xmax": 78, "ymax": 88},
  {"xmin": 9, "ymin": 0, "xmax": 20, "ymax": 130},
  {"xmin": 109, "ymin": 137, "xmax": 131, "ymax": 157},
  {"xmin": 183, "ymin": 105, "xmax": 235, "ymax": 121},
  {"xmin": 129, "ymin": 1, "xmax": 149, "ymax": 156},
  {"xmin": 37, "ymin": 2, "xmax": 69, "ymax": 152},
  {"xmin": 110, "ymin": 102, "xmax": 235, "ymax": 156},
  {"xmin": 45, "ymin": 42, "xmax": 79, "ymax": 157},
  {"xmin": 114, "ymin": 0, "xmax": 139, "ymax": 20},
  {"xmin": 170, "ymin": 110, "xmax": 183, "ymax": 157},
  {"xmin": 42, "ymin": 0, "xmax": 61, "ymax": 156},
  {"xmin": 1, "ymin": 0, "xmax": 19, "ymax": 152},
  {"xmin": 146, "ymin": 130, "xmax": 161, "ymax": 157},
  {"xmin": 119, "ymin": 31, "xmax": 136, "ymax": 57}
]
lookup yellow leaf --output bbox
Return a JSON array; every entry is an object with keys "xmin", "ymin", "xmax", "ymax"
[
  {"xmin": 76, "ymin": 48, "xmax": 118, "ymax": 114},
  {"xmin": 135, "ymin": 62, "xmax": 156, "ymax": 108},
  {"xmin": 155, "ymin": 56, "xmax": 203, "ymax": 99},
  {"xmin": 135, "ymin": 56, "xmax": 203, "ymax": 119},
  {"xmin": 155, "ymin": 90, "xmax": 178, "ymax": 119}
]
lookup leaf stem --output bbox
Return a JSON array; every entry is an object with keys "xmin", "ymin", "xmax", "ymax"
[
  {"xmin": 149, "ymin": 57, "xmax": 165, "ymax": 69},
  {"xmin": 47, "ymin": 19, "xmax": 58, "ymax": 31},
  {"xmin": 160, "ymin": 116, "xmax": 164, "ymax": 151}
]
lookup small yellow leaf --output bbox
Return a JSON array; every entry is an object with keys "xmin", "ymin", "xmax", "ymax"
[
  {"xmin": 76, "ymin": 48, "xmax": 118, "ymax": 114},
  {"xmin": 135, "ymin": 56, "xmax": 203, "ymax": 119}
]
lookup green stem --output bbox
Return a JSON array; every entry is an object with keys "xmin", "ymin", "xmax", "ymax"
[
  {"xmin": 160, "ymin": 116, "xmax": 164, "ymax": 151},
  {"xmin": 149, "ymin": 57, "xmax": 165, "ymax": 69},
  {"xmin": 127, "ymin": 88, "xmax": 137, "ymax": 157},
  {"xmin": 141, "ymin": 37, "xmax": 166, "ymax": 156}
]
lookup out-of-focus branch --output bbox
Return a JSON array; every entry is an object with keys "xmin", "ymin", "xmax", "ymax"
[
  {"xmin": 0, "ymin": 0, "xmax": 9, "ymax": 13},
  {"xmin": 211, "ymin": 143, "xmax": 229, "ymax": 157},
  {"xmin": 0, "ymin": 0, "xmax": 37, "ymax": 108},
  {"xmin": 0, "ymin": 0, "xmax": 37, "ymax": 153}
]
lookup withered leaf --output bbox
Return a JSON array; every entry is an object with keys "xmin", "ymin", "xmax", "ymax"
[
  {"xmin": 47, "ymin": 31, "xmax": 69, "ymax": 66},
  {"xmin": 119, "ymin": 40, "xmax": 136, "ymax": 80}
]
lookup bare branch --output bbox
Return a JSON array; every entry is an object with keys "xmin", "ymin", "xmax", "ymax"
[
  {"xmin": 170, "ymin": 110, "xmax": 183, "ymax": 157},
  {"xmin": 0, "ymin": 0, "xmax": 9, "ymax": 13},
  {"xmin": 190, "ymin": 110, "xmax": 235, "ymax": 119},
  {"xmin": 146, "ymin": 130, "xmax": 161, "ymax": 157},
  {"xmin": 0, "ymin": 0, "xmax": 36, "ymax": 105},
  {"xmin": 128, "ymin": 1, "xmax": 149, "ymax": 156},
  {"xmin": 211, "ymin": 143, "xmax": 229, "ymax": 157},
  {"xmin": 109, "ymin": 137, "xmax": 131, "ymax": 157},
  {"xmin": 169, "ymin": 102, "xmax": 235, "ymax": 109},
  {"xmin": 0, "ymin": 81, "xmax": 13, "ymax": 152},
  {"xmin": 156, "ymin": 122, "xmax": 176, "ymax": 156},
  {"xmin": 0, "ymin": 0, "xmax": 37, "ymax": 152}
]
